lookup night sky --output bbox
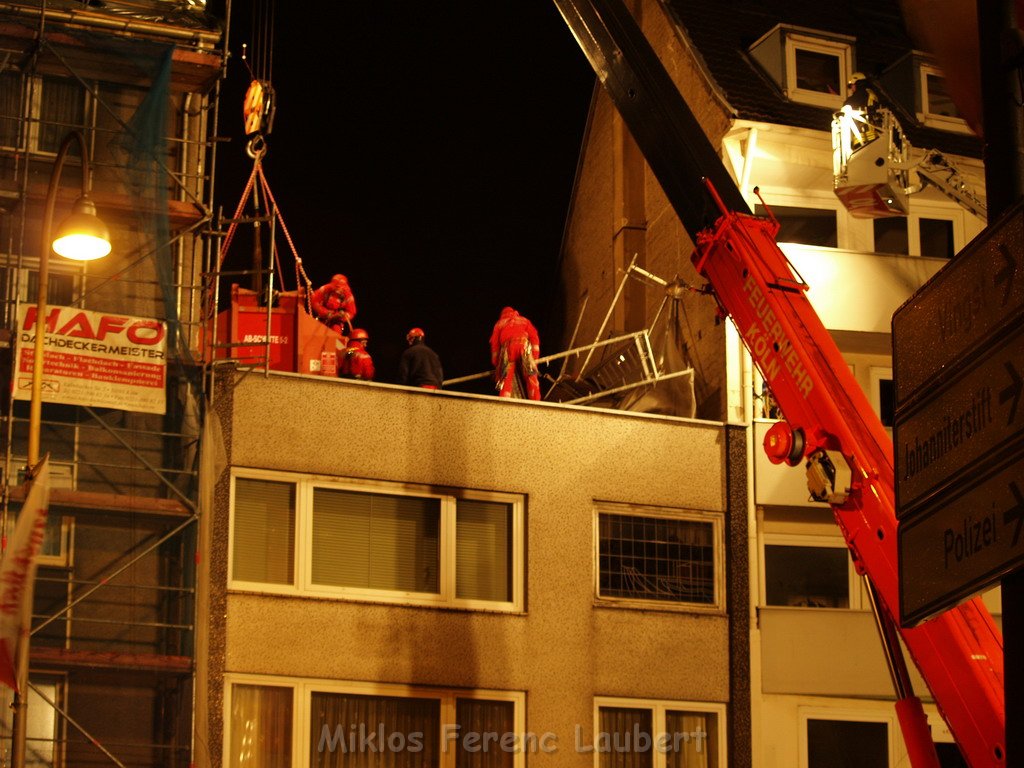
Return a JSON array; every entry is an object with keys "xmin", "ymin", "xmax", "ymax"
[{"xmin": 214, "ymin": 3, "xmax": 597, "ymax": 386}]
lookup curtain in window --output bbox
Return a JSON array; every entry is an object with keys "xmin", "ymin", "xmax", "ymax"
[
  {"xmin": 230, "ymin": 684, "xmax": 293, "ymax": 768},
  {"xmin": 0, "ymin": 72, "xmax": 21, "ymax": 148},
  {"xmin": 233, "ymin": 479, "xmax": 295, "ymax": 584},
  {"xmin": 312, "ymin": 489, "xmax": 439, "ymax": 593},
  {"xmin": 598, "ymin": 707, "xmax": 652, "ymax": 768},
  {"xmin": 455, "ymin": 699, "xmax": 514, "ymax": 768},
  {"xmin": 456, "ymin": 501, "xmax": 511, "ymax": 602},
  {"xmin": 38, "ymin": 76, "xmax": 85, "ymax": 153},
  {"xmin": 665, "ymin": 711, "xmax": 717, "ymax": 768},
  {"xmin": 310, "ymin": 692, "xmax": 439, "ymax": 768}
]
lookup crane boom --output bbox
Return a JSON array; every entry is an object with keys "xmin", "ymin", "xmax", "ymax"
[
  {"xmin": 553, "ymin": 1, "xmax": 1005, "ymax": 765},
  {"xmin": 692, "ymin": 182, "xmax": 1004, "ymax": 767}
]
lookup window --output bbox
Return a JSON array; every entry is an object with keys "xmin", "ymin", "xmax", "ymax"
[
  {"xmin": 0, "ymin": 675, "xmax": 65, "ymax": 768},
  {"xmin": 872, "ymin": 218, "xmax": 908, "ymax": 256},
  {"xmin": 0, "ymin": 264, "xmax": 80, "ymax": 326},
  {"xmin": 755, "ymin": 205, "xmax": 837, "ymax": 248},
  {"xmin": 596, "ymin": 503, "xmax": 724, "ymax": 612},
  {"xmin": 918, "ymin": 64, "xmax": 968, "ymax": 132},
  {"xmin": 592, "ymin": 697, "xmax": 726, "ymax": 768},
  {"xmin": 12, "ymin": 461, "xmax": 76, "ymax": 568},
  {"xmin": 230, "ymin": 472, "xmax": 524, "ymax": 611},
  {"xmin": 225, "ymin": 676, "xmax": 526, "ymax": 768},
  {"xmin": 761, "ymin": 533, "xmax": 867, "ymax": 610},
  {"xmin": 868, "ymin": 366, "xmax": 893, "ymax": 430},
  {"xmin": 805, "ymin": 718, "xmax": 889, "ymax": 768},
  {"xmin": 0, "ymin": 72, "xmax": 88, "ymax": 153},
  {"xmin": 785, "ymin": 35, "xmax": 851, "ymax": 109},
  {"xmin": 0, "ymin": 71, "xmax": 23, "ymax": 148},
  {"xmin": 872, "ymin": 214, "xmax": 958, "ymax": 259},
  {"xmin": 924, "ymin": 70, "xmax": 958, "ymax": 119},
  {"xmin": 763, "ymin": 543, "xmax": 851, "ymax": 608},
  {"xmin": 919, "ymin": 218, "xmax": 954, "ymax": 259}
]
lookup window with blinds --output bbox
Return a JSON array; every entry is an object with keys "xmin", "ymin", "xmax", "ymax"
[
  {"xmin": 456, "ymin": 499, "xmax": 512, "ymax": 603},
  {"xmin": 311, "ymin": 488, "xmax": 440, "ymax": 593},
  {"xmin": 230, "ymin": 473, "xmax": 523, "ymax": 610},
  {"xmin": 233, "ymin": 478, "xmax": 296, "ymax": 585}
]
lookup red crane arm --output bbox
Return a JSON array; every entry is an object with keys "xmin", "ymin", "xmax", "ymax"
[{"xmin": 692, "ymin": 181, "xmax": 1005, "ymax": 767}]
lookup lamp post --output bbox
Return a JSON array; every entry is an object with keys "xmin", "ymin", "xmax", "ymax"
[{"xmin": 14, "ymin": 129, "xmax": 110, "ymax": 768}]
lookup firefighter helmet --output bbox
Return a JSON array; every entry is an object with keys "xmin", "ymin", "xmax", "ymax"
[
  {"xmin": 847, "ymin": 72, "xmax": 866, "ymax": 87},
  {"xmin": 332, "ymin": 273, "xmax": 348, "ymax": 285},
  {"xmin": 350, "ymin": 328, "xmax": 369, "ymax": 343},
  {"xmin": 406, "ymin": 327, "xmax": 425, "ymax": 343}
]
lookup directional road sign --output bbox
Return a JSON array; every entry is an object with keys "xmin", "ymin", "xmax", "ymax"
[
  {"xmin": 900, "ymin": 449, "xmax": 1024, "ymax": 624},
  {"xmin": 894, "ymin": 199, "xmax": 1024, "ymax": 625}
]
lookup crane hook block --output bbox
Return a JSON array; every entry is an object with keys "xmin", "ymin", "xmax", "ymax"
[{"xmin": 763, "ymin": 421, "xmax": 805, "ymax": 467}]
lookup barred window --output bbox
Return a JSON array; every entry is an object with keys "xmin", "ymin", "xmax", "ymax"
[{"xmin": 597, "ymin": 504, "xmax": 723, "ymax": 611}]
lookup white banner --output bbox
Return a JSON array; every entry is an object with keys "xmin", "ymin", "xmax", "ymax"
[
  {"xmin": 14, "ymin": 305, "xmax": 167, "ymax": 415},
  {"xmin": 0, "ymin": 456, "xmax": 49, "ymax": 691}
]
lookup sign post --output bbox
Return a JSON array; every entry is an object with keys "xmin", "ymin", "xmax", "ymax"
[{"xmin": 894, "ymin": 199, "xmax": 1024, "ymax": 626}]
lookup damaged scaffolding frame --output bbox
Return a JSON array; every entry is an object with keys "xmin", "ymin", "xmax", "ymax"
[{"xmin": 444, "ymin": 255, "xmax": 698, "ymax": 417}]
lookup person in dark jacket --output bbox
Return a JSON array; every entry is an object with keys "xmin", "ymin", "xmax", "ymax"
[{"xmin": 398, "ymin": 327, "xmax": 443, "ymax": 389}]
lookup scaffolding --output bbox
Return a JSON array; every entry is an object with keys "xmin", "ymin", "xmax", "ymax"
[
  {"xmin": 0, "ymin": 2, "xmax": 224, "ymax": 765},
  {"xmin": 443, "ymin": 257, "xmax": 698, "ymax": 417}
]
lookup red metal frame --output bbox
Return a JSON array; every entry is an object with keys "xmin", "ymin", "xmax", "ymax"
[{"xmin": 692, "ymin": 180, "xmax": 1004, "ymax": 767}]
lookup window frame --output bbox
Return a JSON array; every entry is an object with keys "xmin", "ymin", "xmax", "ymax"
[
  {"xmin": 760, "ymin": 533, "xmax": 866, "ymax": 611},
  {"xmin": 784, "ymin": 34, "xmax": 852, "ymax": 109},
  {"xmin": 917, "ymin": 63, "xmax": 971, "ymax": 134},
  {"xmin": 0, "ymin": 72, "xmax": 93, "ymax": 155},
  {"xmin": 798, "ymin": 706, "xmax": 895, "ymax": 768},
  {"xmin": 868, "ymin": 365, "xmax": 893, "ymax": 432},
  {"xmin": 13, "ymin": 460, "xmax": 76, "ymax": 568},
  {"xmin": 593, "ymin": 501, "xmax": 726, "ymax": 614},
  {"xmin": 592, "ymin": 695, "xmax": 728, "ymax": 768},
  {"xmin": 871, "ymin": 207, "xmax": 964, "ymax": 258},
  {"xmin": 0, "ymin": 672, "xmax": 67, "ymax": 767},
  {"xmin": 224, "ymin": 673, "xmax": 527, "ymax": 768},
  {"xmin": 229, "ymin": 468, "xmax": 525, "ymax": 612},
  {"xmin": 1, "ymin": 258, "xmax": 85, "ymax": 328}
]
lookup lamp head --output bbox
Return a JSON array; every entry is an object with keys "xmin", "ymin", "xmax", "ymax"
[{"xmin": 52, "ymin": 195, "xmax": 111, "ymax": 261}]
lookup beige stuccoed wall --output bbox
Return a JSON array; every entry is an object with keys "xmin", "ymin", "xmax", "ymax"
[{"xmin": 207, "ymin": 369, "xmax": 732, "ymax": 765}]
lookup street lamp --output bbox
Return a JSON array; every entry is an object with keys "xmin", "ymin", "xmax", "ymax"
[
  {"xmin": 15, "ymin": 129, "xmax": 110, "ymax": 768},
  {"xmin": 26, "ymin": 129, "xmax": 111, "ymax": 467}
]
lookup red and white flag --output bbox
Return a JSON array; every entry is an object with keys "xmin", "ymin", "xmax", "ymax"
[{"xmin": 0, "ymin": 456, "xmax": 50, "ymax": 691}]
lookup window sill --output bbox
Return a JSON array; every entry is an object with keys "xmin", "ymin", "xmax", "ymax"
[
  {"xmin": 227, "ymin": 587, "xmax": 528, "ymax": 616},
  {"xmin": 592, "ymin": 597, "xmax": 726, "ymax": 617}
]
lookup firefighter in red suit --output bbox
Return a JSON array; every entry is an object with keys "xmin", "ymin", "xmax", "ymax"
[
  {"xmin": 310, "ymin": 274, "xmax": 357, "ymax": 336},
  {"xmin": 339, "ymin": 328, "xmax": 375, "ymax": 381},
  {"xmin": 489, "ymin": 306, "xmax": 541, "ymax": 400}
]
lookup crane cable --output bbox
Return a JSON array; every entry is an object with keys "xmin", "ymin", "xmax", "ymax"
[
  {"xmin": 210, "ymin": 159, "xmax": 315, "ymax": 317},
  {"xmin": 207, "ymin": 0, "xmax": 317, "ymax": 319}
]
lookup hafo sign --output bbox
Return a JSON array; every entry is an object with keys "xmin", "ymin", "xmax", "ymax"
[{"xmin": 14, "ymin": 305, "xmax": 167, "ymax": 415}]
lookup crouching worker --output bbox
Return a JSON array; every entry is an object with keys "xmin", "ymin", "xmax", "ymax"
[{"xmin": 339, "ymin": 328, "xmax": 375, "ymax": 381}]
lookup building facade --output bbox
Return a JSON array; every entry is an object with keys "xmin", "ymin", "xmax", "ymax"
[{"xmin": 203, "ymin": 370, "xmax": 750, "ymax": 767}]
